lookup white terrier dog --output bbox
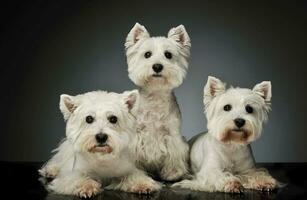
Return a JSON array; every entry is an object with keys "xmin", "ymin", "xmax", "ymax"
[
  {"xmin": 125, "ymin": 23, "xmax": 191, "ymax": 181},
  {"xmin": 39, "ymin": 90, "xmax": 161, "ymax": 198},
  {"xmin": 173, "ymin": 76, "xmax": 278, "ymax": 192}
]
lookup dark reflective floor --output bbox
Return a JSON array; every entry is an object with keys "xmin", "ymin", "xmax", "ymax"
[{"xmin": 1, "ymin": 162, "xmax": 306, "ymax": 200}]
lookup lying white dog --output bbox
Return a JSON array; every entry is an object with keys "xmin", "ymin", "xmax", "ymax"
[
  {"xmin": 39, "ymin": 90, "xmax": 161, "ymax": 198},
  {"xmin": 174, "ymin": 76, "xmax": 278, "ymax": 193}
]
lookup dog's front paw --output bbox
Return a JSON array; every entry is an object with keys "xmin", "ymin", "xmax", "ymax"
[
  {"xmin": 128, "ymin": 180, "xmax": 161, "ymax": 194},
  {"xmin": 224, "ymin": 181, "xmax": 244, "ymax": 193},
  {"xmin": 134, "ymin": 182, "xmax": 160, "ymax": 194},
  {"xmin": 38, "ymin": 166, "xmax": 59, "ymax": 178},
  {"xmin": 76, "ymin": 179, "xmax": 102, "ymax": 198},
  {"xmin": 249, "ymin": 177, "xmax": 277, "ymax": 192}
]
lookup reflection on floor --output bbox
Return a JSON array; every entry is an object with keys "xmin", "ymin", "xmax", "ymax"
[{"xmin": 1, "ymin": 162, "xmax": 306, "ymax": 200}]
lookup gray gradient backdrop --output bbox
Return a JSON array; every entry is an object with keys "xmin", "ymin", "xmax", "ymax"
[{"xmin": 1, "ymin": 1, "xmax": 307, "ymax": 162}]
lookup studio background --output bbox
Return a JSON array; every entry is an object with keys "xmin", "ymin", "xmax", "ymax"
[{"xmin": 1, "ymin": 1, "xmax": 306, "ymax": 162}]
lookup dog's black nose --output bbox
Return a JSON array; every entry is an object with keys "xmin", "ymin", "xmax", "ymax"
[
  {"xmin": 95, "ymin": 133, "xmax": 108, "ymax": 144},
  {"xmin": 234, "ymin": 118, "xmax": 245, "ymax": 128},
  {"xmin": 152, "ymin": 64, "xmax": 163, "ymax": 73}
]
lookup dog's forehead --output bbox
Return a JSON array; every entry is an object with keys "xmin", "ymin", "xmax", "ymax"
[
  {"xmin": 79, "ymin": 91, "xmax": 120, "ymax": 102},
  {"xmin": 222, "ymin": 88, "xmax": 263, "ymax": 105},
  {"xmin": 77, "ymin": 91, "xmax": 124, "ymax": 112},
  {"xmin": 141, "ymin": 37, "xmax": 175, "ymax": 49},
  {"xmin": 226, "ymin": 88, "xmax": 252, "ymax": 97}
]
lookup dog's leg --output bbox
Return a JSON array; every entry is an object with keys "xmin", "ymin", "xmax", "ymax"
[
  {"xmin": 239, "ymin": 168, "xmax": 277, "ymax": 191},
  {"xmin": 39, "ymin": 162, "xmax": 60, "ymax": 179},
  {"xmin": 48, "ymin": 172, "xmax": 102, "ymax": 198},
  {"xmin": 173, "ymin": 168, "xmax": 243, "ymax": 193},
  {"xmin": 106, "ymin": 169, "xmax": 162, "ymax": 194},
  {"xmin": 39, "ymin": 140, "xmax": 73, "ymax": 178},
  {"xmin": 160, "ymin": 112, "xmax": 189, "ymax": 181},
  {"xmin": 160, "ymin": 134, "xmax": 189, "ymax": 181}
]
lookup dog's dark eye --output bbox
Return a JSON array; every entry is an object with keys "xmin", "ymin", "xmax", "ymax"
[
  {"xmin": 144, "ymin": 51, "xmax": 152, "ymax": 59},
  {"xmin": 223, "ymin": 104, "xmax": 232, "ymax": 111},
  {"xmin": 86, "ymin": 115, "xmax": 94, "ymax": 124},
  {"xmin": 245, "ymin": 105, "xmax": 253, "ymax": 113},
  {"xmin": 164, "ymin": 51, "xmax": 172, "ymax": 59},
  {"xmin": 108, "ymin": 115, "xmax": 118, "ymax": 124}
]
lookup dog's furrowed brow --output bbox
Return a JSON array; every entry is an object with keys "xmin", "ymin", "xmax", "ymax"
[{"xmin": 244, "ymin": 97, "xmax": 263, "ymax": 108}]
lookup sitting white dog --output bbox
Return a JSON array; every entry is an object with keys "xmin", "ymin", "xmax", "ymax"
[
  {"xmin": 39, "ymin": 90, "xmax": 161, "ymax": 198},
  {"xmin": 173, "ymin": 76, "xmax": 278, "ymax": 193},
  {"xmin": 125, "ymin": 23, "xmax": 191, "ymax": 181}
]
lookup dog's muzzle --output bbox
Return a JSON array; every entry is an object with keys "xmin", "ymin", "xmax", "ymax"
[
  {"xmin": 152, "ymin": 63, "xmax": 163, "ymax": 73},
  {"xmin": 89, "ymin": 133, "xmax": 113, "ymax": 153},
  {"xmin": 234, "ymin": 118, "xmax": 245, "ymax": 128},
  {"xmin": 95, "ymin": 133, "xmax": 108, "ymax": 145},
  {"xmin": 220, "ymin": 128, "xmax": 252, "ymax": 144}
]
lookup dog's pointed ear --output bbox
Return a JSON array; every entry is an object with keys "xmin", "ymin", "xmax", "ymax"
[
  {"xmin": 167, "ymin": 25, "xmax": 191, "ymax": 48},
  {"xmin": 203, "ymin": 76, "xmax": 226, "ymax": 108},
  {"xmin": 60, "ymin": 94, "xmax": 77, "ymax": 120},
  {"xmin": 253, "ymin": 81, "xmax": 272, "ymax": 102},
  {"xmin": 125, "ymin": 23, "xmax": 150, "ymax": 49},
  {"xmin": 123, "ymin": 90, "xmax": 139, "ymax": 116}
]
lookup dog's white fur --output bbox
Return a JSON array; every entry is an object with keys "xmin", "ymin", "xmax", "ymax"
[
  {"xmin": 125, "ymin": 23, "xmax": 190, "ymax": 181},
  {"xmin": 39, "ymin": 90, "xmax": 161, "ymax": 198},
  {"xmin": 173, "ymin": 76, "xmax": 278, "ymax": 192}
]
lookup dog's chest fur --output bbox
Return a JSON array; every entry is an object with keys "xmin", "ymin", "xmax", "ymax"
[
  {"xmin": 79, "ymin": 151, "xmax": 135, "ymax": 178},
  {"xmin": 135, "ymin": 90, "xmax": 180, "ymax": 166},
  {"xmin": 214, "ymin": 141, "xmax": 255, "ymax": 173},
  {"xmin": 138, "ymin": 91, "xmax": 174, "ymax": 122}
]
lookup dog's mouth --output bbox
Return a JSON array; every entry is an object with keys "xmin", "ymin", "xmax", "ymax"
[
  {"xmin": 220, "ymin": 129, "xmax": 252, "ymax": 144},
  {"xmin": 89, "ymin": 144, "xmax": 113, "ymax": 154},
  {"xmin": 231, "ymin": 128, "xmax": 244, "ymax": 133},
  {"xmin": 152, "ymin": 74, "xmax": 162, "ymax": 77}
]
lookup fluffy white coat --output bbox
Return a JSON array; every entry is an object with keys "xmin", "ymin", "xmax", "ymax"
[
  {"xmin": 125, "ymin": 23, "xmax": 191, "ymax": 181},
  {"xmin": 39, "ymin": 90, "xmax": 161, "ymax": 198},
  {"xmin": 173, "ymin": 76, "xmax": 278, "ymax": 193}
]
